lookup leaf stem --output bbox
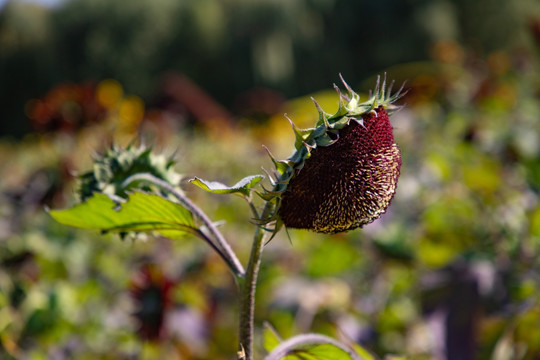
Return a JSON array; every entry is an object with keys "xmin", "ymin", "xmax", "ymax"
[
  {"xmin": 121, "ymin": 173, "xmax": 245, "ymax": 278},
  {"xmin": 246, "ymin": 193, "xmax": 261, "ymax": 220}
]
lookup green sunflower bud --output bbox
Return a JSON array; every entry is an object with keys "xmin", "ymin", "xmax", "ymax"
[
  {"xmin": 78, "ymin": 143, "xmax": 182, "ymax": 202},
  {"xmin": 266, "ymin": 75, "xmax": 406, "ymax": 234}
]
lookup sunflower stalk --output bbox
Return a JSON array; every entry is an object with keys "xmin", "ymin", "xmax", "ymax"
[{"xmin": 238, "ymin": 198, "xmax": 277, "ymax": 360}]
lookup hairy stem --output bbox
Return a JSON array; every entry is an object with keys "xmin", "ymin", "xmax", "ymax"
[
  {"xmin": 239, "ymin": 201, "xmax": 274, "ymax": 360},
  {"xmin": 121, "ymin": 173, "xmax": 245, "ymax": 278}
]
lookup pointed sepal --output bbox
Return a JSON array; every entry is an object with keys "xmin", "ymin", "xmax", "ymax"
[
  {"xmin": 263, "ymin": 145, "xmax": 293, "ymax": 176},
  {"xmin": 332, "ymin": 83, "xmax": 350, "ymax": 120},
  {"xmin": 286, "ymin": 114, "xmax": 312, "ymax": 150},
  {"xmin": 312, "ymin": 97, "xmax": 331, "ymax": 128},
  {"xmin": 315, "ymin": 132, "xmax": 339, "ymax": 147}
]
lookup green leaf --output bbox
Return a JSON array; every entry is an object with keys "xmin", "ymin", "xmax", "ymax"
[
  {"xmin": 352, "ymin": 345, "xmax": 377, "ymax": 360},
  {"xmin": 283, "ymin": 343, "xmax": 354, "ymax": 360},
  {"xmin": 48, "ymin": 192, "xmax": 196, "ymax": 240},
  {"xmin": 189, "ymin": 175, "xmax": 264, "ymax": 196},
  {"xmin": 263, "ymin": 322, "xmax": 283, "ymax": 352},
  {"xmin": 264, "ymin": 334, "xmax": 363, "ymax": 360}
]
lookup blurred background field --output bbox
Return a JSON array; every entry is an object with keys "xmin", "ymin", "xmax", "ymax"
[{"xmin": 1, "ymin": 0, "xmax": 540, "ymax": 359}]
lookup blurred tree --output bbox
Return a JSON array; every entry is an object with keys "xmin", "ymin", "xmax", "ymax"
[
  {"xmin": 0, "ymin": 1, "xmax": 59, "ymax": 136},
  {"xmin": 2, "ymin": 0, "xmax": 538, "ymax": 137}
]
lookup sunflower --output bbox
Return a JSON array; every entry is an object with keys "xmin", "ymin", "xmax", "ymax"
[{"xmin": 265, "ymin": 75, "xmax": 406, "ymax": 234}]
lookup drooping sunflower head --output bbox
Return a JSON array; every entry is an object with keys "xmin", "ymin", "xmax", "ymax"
[{"xmin": 264, "ymin": 75, "xmax": 406, "ymax": 234}]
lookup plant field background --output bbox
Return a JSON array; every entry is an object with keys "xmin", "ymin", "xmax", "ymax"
[{"xmin": 1, "ymin": 0, "xmax": 540, "ymax": 359}]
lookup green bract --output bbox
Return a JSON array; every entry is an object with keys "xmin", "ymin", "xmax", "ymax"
[{"xmin": 79, "ymin": 144, "xmax": 182, "ymax": 201}]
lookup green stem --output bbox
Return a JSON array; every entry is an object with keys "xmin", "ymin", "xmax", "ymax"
[
  {"xmin": 239, "ymin": 201, "xmax": 274, "ymax": 360},
  {"xmin": 121, "ymin": 173, "xmax": 245, "ymax": 278}
]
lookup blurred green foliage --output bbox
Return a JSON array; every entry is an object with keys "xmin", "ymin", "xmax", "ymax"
[{"xmin": 1, "ymin": 0, "xmax": 540, "ymax": 359}]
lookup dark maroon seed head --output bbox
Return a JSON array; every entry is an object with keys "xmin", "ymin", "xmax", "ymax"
[{"xmin": 278, "ymin": 106, "xmax": 401, "ymax": 233}]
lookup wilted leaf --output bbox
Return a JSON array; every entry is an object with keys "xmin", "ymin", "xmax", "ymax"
[
  {"xmin": 48, "ymin": 192, "xmax": 196, "ymax": 239},
  {"xmin": 190, "ymin": 175, "xmax": 264, "ymax": 196}
]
